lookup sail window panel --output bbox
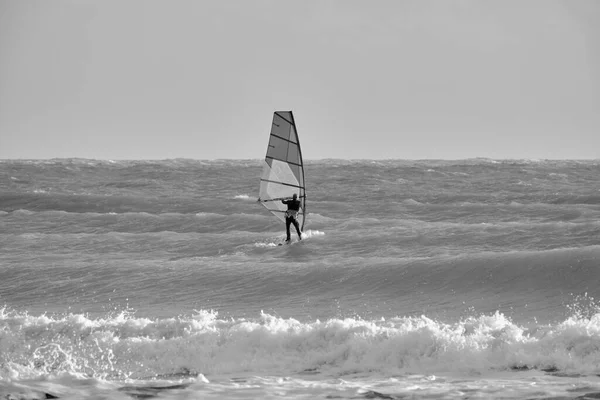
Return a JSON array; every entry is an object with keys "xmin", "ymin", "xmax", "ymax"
[
  {"xmin": 290, "ymin": 163, "xmax": 303, "ymax": 184},
  {"xmin": 271, "ymin": 114, "xmax": 292, "ymax": 141},
  {"xmin": 266, "ymin": 136, "xmax": 290, "ymax": 161},
  {"xmin": 270, "ymin": 159, "xmax": 299, "ymax": 187},
  {"xmin": 266, "ymin": 183, "xmax": 294, "ymax": 202},
  {"xmin": 288, "ymin": 126, "xmax": 298, "ymax": 144},
  {"xmin": 287, "ymin": 143, "xmax": 301, "ymax": 165}
]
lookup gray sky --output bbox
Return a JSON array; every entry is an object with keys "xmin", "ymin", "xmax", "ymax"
[{"xmin": 1, "ymin": 0, "xmax": 598, "ymax": 160}]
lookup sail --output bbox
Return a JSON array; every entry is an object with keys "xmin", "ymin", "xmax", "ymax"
[{"xmin": 259, "ymin": 111, "xmax": 306, "ymax": 230}]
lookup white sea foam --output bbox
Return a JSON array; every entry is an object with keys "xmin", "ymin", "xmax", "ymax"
[{"xmin": 3, "ymin": 308, "xmax": 600, "ymax": 381}]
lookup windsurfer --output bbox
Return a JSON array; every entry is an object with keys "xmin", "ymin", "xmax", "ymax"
[{"xmin": 282, "ymin": 193, "xmax": 302, "ymax": 242}]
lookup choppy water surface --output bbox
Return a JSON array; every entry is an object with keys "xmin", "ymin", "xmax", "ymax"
[{"xmin": 1, "ymin": 158, "xmax": 600, "ymax": 399}]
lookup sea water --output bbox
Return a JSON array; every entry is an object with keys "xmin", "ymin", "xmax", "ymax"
[{"xmin": 1, "ymin": 158, "xmax": 600, "ymax": 399}]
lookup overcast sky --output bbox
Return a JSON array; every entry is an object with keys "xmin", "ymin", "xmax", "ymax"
[{"xmin": 0, "ymin": 0, "xmax": 598, "ymax": 160}]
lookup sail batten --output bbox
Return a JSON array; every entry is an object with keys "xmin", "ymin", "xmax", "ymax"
[
  {"xmin": 259, "ymin": 111, "xmax": 306, "ymax": 230},
  {"xmin": 265, "ymin": 156, "xmax": 302, "ymax": 167},
  {"xmin": 260, "ymin": 179, "xmax": 303, "ymax": 188}
]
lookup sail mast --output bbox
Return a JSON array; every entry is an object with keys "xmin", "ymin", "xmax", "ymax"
[{"xmin": 288, "ymin": 111, "xmax": 306, "ymax": 230}]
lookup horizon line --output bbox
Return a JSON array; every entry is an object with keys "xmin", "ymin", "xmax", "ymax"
[{"xmin": 1, "ymin": 157, "xmax": 599, "ymax": 162}]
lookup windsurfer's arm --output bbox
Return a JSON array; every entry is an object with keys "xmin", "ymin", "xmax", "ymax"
[{"xmin": 259, "ymin": 197, "xmax": 291, "ymax": 203}]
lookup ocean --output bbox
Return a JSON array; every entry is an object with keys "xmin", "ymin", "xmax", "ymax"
[{"xmin": 1, "ymin": 158, "xmax": 600, "ymax": 399}]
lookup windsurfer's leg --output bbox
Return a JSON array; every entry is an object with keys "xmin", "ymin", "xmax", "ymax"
[
  {"xmin": 285, "ymin": 218, "xmax": 292, "ymax": 241},
  {"xmin": 293, "ymin": 220, "xmax": 302, "ymax": 240}
]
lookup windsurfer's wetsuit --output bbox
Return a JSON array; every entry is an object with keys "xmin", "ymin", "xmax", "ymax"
[{"xmin": 282, "ymin": 198, "xmax": 302, "ymax": 242}]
